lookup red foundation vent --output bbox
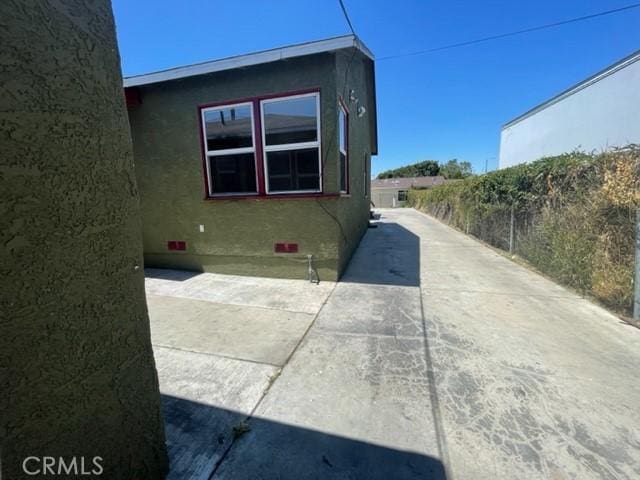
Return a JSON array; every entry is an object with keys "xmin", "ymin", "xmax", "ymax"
[
  {"xmin": 168, "ymin": 240, "xmax": 186, "ymax": 251},
  {"xmin": 125, "ymin": 87, "xmax": 142, "ymax": 107},
  {"xmin": 274, "ymin": 242, "xmax": 298, "ymax": 253}
]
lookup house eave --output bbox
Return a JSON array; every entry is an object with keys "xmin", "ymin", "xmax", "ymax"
[{"xmin": 123, "ymin": 34, "xmax": 374, "ymax": 88}]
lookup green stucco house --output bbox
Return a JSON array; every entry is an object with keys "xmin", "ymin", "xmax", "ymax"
[{"xmin": 124, "ymin": 35, "xmax": 377, "ymax": 281}]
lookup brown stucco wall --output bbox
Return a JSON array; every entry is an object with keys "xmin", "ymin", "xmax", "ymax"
[
  {"xmin": 128, "ymin": 53, "xmax": 362, "ymax": 281},
  {"xmin": 0, "ymin": 2, "xmax": 168, "ymax": 478}
]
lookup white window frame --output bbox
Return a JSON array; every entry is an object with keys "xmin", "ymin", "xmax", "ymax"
[
  {"xmin": 200, "ymin": 101, "xmax": 259, "ymax": 197},
  {"xmin": 260, "ymin": 92, "xmax": 322, "ymax": 195},
  {"xmin": 338, "ymin": 102, "xmax": 348, "ymax": 194},
  {"xmin": 364, "ymin": 153, "xmax": 369, "ymax": 199}
]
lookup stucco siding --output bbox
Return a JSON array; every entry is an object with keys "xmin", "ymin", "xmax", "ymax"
[
  {"xmin": 1, "ymin": 2, "xmax": 168, "ymax": 478},
  {"xmin": 128, "ymin": 53, "xmax": 367, "ymax": 281},
  {"xmin": 500, "ymin": 56, "xmax": 640, "ymax": 168},
  {"xmin": 335, "ymin": 50, "xmax": 376, "ymax": 273}
]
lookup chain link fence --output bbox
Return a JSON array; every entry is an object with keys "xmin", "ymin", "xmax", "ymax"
[
  {"xmin": 409, "ymin": 147, "xmax": 640, "ymax": 321},
  {"xmin": 419, "ymin": 200, "xmax": 637, "ymax": 320}
]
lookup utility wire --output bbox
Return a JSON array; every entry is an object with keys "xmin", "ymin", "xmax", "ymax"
[
  {"xmin": 338, "ymin": 0, "xmax": 356, "ymax": 35},
  {"xmin": 316, "ymin": 1, "xmax": 360, "ymax": 249},
  {"xmin": 378, "ymin": 2, "xmax": 640, "ymax": 61}
]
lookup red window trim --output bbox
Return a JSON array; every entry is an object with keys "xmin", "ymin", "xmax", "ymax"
[
  {"xmin": 338, "ymin": 97, "xmax": 349, "ymax": 195},
  {"xmin": 198, "ymin": 87, "xmax": 322, "ymax": 200},
  {"xmin": 125, "ymin": 87, "xmax": 142, "ymax": 107},
  {"xmin": 203, "ymin": 192, "xmax": 340, "ymax": 203},
  {"xmin": 252, "ymin": 101, "xmax": 266, "ymax": 195},
  {"xmin": 198, "ymin": 87, "xmax": 321, "ymax": 110}
]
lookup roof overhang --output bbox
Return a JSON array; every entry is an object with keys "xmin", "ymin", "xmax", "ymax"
[{"xmin": 123, "ymin": 35, "xmax": 374, "ymax": 88}]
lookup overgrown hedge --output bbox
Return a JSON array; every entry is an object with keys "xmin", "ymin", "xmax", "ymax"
[{"xmin": 408, "ymin": 146, "xmax": 640, "ymax": 316}]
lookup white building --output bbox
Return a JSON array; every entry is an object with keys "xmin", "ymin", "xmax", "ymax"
[{"xmin": 499, "ymin": 49, "xmax": 640, "ymax": 169}]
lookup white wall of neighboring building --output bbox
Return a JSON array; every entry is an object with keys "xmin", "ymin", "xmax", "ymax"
[{"xmin": 499, "ymin": 52, "xmax": 640, "ymax": 169}]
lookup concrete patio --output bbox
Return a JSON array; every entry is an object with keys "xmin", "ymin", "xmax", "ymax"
[
  {"xmin": 146, "ymin": 269, "xmax": 336, "ymax": 478},
  {"xmin": 147, "ymin": 208, "xmax": 640, "ymax": 480}
]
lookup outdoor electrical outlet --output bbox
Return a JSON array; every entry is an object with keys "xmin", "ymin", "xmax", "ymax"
[{"xmin": 199, "ymin": 224, "xmax": 205, "ymax": 232}]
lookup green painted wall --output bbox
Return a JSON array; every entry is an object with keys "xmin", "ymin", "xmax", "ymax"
[
  {"xmin": 335, "ymin": 50, "xmax": 376, "ymax": 273},
  {"xmin": 0, "ymin": 2, "xmax": 168, "ymax": 479},
  {"xmin": 129, "ymin": 50, "xmax": 375, "ymax": 281}
]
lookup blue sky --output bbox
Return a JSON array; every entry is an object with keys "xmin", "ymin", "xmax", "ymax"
[{"xmin": 112, "ymin": 0, "xmax": 640, "ymax": 176}]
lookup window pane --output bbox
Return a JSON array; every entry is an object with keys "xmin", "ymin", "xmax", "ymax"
[
  {"xmin": 267, "ymin": 148, "xmax": 320, "ymax": 192},
  {"xmin": 340, "ymin": 152, "xmax": 347, "ymax": 192},
  {"xmin": 208, "ymin": 153, "xmax": 256, "ymax": 194},
  {"xmin": 339, "ymin": 108, "xmax": 346, "ymax": 151},
  {"xmin": 398, "ymin": 190, "xmax": 408, "ymax": 201},
  {"xmin": 204, "ymin": 105, "xmax": 253, "ymax": 151},
  {"xmin": 263, "ymin": 96, "xmax": 318, "ymax": 145}
]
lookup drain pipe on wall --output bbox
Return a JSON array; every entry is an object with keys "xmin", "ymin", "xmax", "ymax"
[
  {"xmin": 277, "ymin": 250, "xmax": 320, "ymax": 284},
  {"xmin": 307, "ymin": 254, "xmax": 320, "ymax": 284}
]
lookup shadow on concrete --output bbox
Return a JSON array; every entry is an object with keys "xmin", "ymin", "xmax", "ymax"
[
  {"xmin": 339, "ymin": 217, "xmax": 450, "ymax": 474},
  {"xmin": 145, "ymin": 268, "xmax": 202, "ymax": 282},
  {"xmin": 162, "ymin": 394, "xmax": 446, "ymax": 480},
  {"xmin": 340, "ymin": 221, "xmax": 420, "ymax": 287}
]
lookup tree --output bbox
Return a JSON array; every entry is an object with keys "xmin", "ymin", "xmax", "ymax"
[
  {"xmin": 377, "ymin": 160, "xmax": 440, "ymax": 179},
  {"xmin": 440, "ymin": 159, "xmax": 473, "ymax": 179}
]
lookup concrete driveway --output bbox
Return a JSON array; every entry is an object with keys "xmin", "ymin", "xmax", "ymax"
[{"xmin": 147, "ymin": 208, "xmax": 640, "ymax": 480}]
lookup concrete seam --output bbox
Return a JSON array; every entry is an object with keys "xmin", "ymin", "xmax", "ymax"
[
  {"xmin": 312, "ymin": 328, "xmax": 424, "ymax": 340},
  {"xmin": 419, "ymin": 284, "xmax": 454, "ymax": 480},
  {"xmin": 152, "ymin": 344, "xmax": 282, "ymax": 368},
  {"xmin": 206, "ymin": 281, "xmax": 339, "ymax": 480},
  {"xmin": 146, "ymin": 291, "xmax": 325, "ymax": 316}
]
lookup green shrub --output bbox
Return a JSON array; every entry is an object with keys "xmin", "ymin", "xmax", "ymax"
[{"xmin": 408, "ymin": 147, "xmax": 639, "ymax": 316}]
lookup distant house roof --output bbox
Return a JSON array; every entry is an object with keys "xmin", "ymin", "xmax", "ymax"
[
  {"xmin": 123, "ymin": 35, "xmax": 374, "ymax": 88},
  {"xmin": 371, "ymin": 176, "xmax": 446, "ymax": 189},
  {"xmin": 503, "ymin": 48, "xmax": 640, "ymax": 129}
]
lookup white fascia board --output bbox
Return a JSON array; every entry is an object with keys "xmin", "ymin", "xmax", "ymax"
[
  {"xmin": 123, "ymin": 35, "xmax": 373, "ymax": 88},
  {"xmin": 502, "ymin": 49, "xmax": 640, "ymax": 130}
]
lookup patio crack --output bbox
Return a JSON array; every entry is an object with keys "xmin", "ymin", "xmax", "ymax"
[{"xmin": 206, "ymin": 281, "xmax": 339, "ymax": 480}]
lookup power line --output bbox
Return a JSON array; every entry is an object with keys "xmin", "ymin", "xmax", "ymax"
[
  {"xmin": 338, "ymin": 0, "xmax": 356, "ymax": 36},
  {"xmin": 378, "ymin": 2, "xmax": 640, "ymax": 61}
]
